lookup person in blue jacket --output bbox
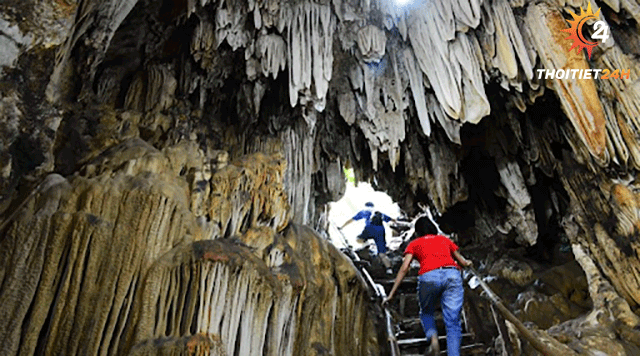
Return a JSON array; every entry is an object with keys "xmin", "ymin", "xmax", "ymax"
[{"xmin": 340, "ymin": 202, "xmax": 396, "ymax": 272}]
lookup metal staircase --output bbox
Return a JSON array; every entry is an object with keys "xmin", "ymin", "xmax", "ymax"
[
  {"xmin": 333, "ymin": 220, "xmax": 554, "ymax": 356},
  {"xmin": 345, "ymin": 246, "xmax": 486, "ymax": 355},
  {"xmin": 331, "ymin": 218, "xmax": 493, "ymax": 355},
  {"xmin": 374, "ymin": 275, "xmax": 486, "ymax": 355}
]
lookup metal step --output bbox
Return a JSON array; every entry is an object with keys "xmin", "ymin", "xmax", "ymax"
[
  {"xmin": 374, "ymin": 276, "xmax": 418, "ymax": 286},
  {"xmin": 453, "ymin": 343, "xmax": 486, "ymax": 355},
  {"xmin": 335, "ymin": 245, "xmax": 485, "ymax": 356},
  {"xmin": 397, "ymin": 333, "xmax": 475, "ymax": 346},
  {"xmin": 399, "ymin": 343, "xmax": 486, "ymax": 356}
]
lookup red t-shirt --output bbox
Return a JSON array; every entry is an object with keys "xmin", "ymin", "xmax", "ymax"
[{"xmin": 404, "ymin": 235, "xmax": 459, "ymax": 275}]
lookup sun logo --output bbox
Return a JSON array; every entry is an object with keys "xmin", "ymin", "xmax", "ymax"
[{"xmin": 561, "ymin": 3, "xmax": 609, "ymax": 59}]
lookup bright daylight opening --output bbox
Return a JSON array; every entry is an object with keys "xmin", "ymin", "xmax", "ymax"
[
  {"xmin": 392, "ymin": 0, "xmax": 413, "ymax": 7},
  {"xmin": 327, "ymin": 168, "xmax": 404, "ymax": 253}
]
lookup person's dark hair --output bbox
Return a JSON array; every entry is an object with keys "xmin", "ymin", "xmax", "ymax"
[
  {"xmin": 365, "ymin": 202, "xmax": 374, "ymax": 208},
  {"xmin": 414, "ymin": 217, "xmax": 438, "ymax": 236}
]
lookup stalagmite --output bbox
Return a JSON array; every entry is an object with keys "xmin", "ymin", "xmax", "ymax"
[
  {"xmin": 572, "ymin": 244, "xmax": 640, "ymax": 326},
  {"xmin": 0, "ymin": 139, "xmax": 378, "ymax": 356}
]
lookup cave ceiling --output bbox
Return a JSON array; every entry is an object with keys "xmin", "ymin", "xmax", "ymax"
[{"xmin": 43, "ymin": 0, "xmax": 638, "ymax": 238}]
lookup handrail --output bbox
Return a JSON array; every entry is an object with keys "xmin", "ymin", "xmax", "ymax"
[
  {"xmin": 384, "ymin": 308, "xmax": 401, "ymax": 356},
  {"xmin": 335, "ymin": 230, "xmax": 401, "ymax": 356},
  {"xmin": 373, "ymin": 274, "xmax": 401, "ymax": 356},
  {"xmin": 468, "ymin": 267, "xmax": 558, "ymax": 356}
]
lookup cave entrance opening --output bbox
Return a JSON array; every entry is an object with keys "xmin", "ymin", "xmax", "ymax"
[{"xmin": 326, "ymin": 168, "xmax": 405, "ymax": 254}]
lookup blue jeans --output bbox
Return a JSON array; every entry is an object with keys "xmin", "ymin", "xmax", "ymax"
[
  {"xmin": 417, "ymin": 268, "xmax": 464, "ymax": 356},
  {"xmin": 360, "ymin": 225, "xmax": 387, "ymax": 254}
]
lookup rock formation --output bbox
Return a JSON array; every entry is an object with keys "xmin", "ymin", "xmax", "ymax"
[
  {"xmin": 1, "ymin": 0, "xmax": 640, "ymax": 354},
  {"xmin": 0, "ymin": 138, "xmax": 380, "ymax": 355}
]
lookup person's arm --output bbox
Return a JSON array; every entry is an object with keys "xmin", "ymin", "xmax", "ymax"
[
  {"xmin": 340, "ymin": 218, "xmax": 354, "ymax": 229},
  {"xmin": 381, "ymin": 214, "xmax": 398, "ymax": 228},
  {"xmin": 382, "ymin": 254, "xmax": 413, "ymax": 305},
  {"xmin": 342, "ymin": 210, "xmax": 367, "ymax": 229},
  {"xmin": 453, "ymin": 250, "xmax": 473, "ymax": 268}
]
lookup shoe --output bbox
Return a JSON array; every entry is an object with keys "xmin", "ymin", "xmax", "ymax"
[
  {"xmin": 425, "ymin": 336, "xmax": 440, "ymax": 355},
  {"xmin": 425, "ymin": 344, "xmax": 439, "ymax": 355}
]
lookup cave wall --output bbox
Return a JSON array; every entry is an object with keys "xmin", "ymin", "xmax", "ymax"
[
  {"xmin": 0, "ymin": 138, "xmax": 380, "ymax": 355},
  {"xmin": 2, "ymin": 0, "xmax": 640, "ymax": 354}
]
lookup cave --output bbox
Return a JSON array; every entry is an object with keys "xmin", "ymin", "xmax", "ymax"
[{"xmin": 1, "ymin": 0, "xmax": 640, "ymax": 354}]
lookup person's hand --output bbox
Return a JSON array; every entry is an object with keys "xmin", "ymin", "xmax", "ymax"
[
  {"xmin": 461, "ymin": 259, "xmax": 473, "ymax": 268},
  {"xmin": 382, "ymin": 297, "xmax": 392, "ymax": 306}
]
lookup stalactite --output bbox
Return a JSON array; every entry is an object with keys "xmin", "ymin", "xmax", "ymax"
[
  {"xmin": 402, "ymin": 48, "xmax": 430, "ymax": 136},
  {"xmin": 123, "ymin": 64, "xmax": 177, "ymax": 113},
  {"xmin": 489, "ymin": 0, "xmax": 534, "ymax": 81},
  {"xmin": 593, "ymin": 46, "xmax": 640, "ymax": 169},
  {"xmin": 525, "ymin": 3, "xmax": 607, "ymax": 165},
  {"xmin": 427, "ymin": 93, "xmax": 462, "ymax": 144},
  {"xmin": 496, "ymin": 157, "xmax": 537, "ymax": 245},
  {"xmin": 354, "ymin": 51, "xmax": 406, "ymax": 171},
  {"xmin": 356, "ymin": 25, "xmax": 386, "ymax": 63},
  {"xmin": 408, "ymin": 3, "xmax": 462, "ymax": 120},
  {"xmin": 452, "ymin": 32, "xmax": 490, "ymax": 124},
  {"xmin": 285, "ymin": 1, "xmax": 334, "ymax": 111},
  {"xmin": 406, "ymin": 0, "xmax": 492, "ymax": 126},
  {"xmin": 245, "ymin": 122, "xmax": 315, "ymax": 225},
  {"xmin": 523, "ymin": 115, "xmax": 559, "ymax": 177},
  {"xmin": 215, "ymin": 0, "xmax": 250, "ymax": 51},
  {"xmin": 191, "ymin": 20, "xmax": 216, "ymax": 71},
  {"xmin": 256, "ymin": 32, "xmax": 286, "ymax": 79},
  {"xmin": 424, "ymin": 131, "xmax": 467, "ymax": 213}
]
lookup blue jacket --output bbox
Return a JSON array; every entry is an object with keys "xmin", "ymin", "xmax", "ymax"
[{"xmin": 352, "ymin": 210, "xmax": 391, "ymax": 229}]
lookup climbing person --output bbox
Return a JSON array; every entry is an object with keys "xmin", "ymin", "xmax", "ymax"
[
  {"xmin": 340, "ymin": 202, "xmax": 396, "ymax": 273},
  {"xmin": 382, "ymin": 216, "xmax": 473, "ymax": 356}
]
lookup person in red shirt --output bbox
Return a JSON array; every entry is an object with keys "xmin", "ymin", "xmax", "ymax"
[{"xmin": 383, "ymin": 217, "xmax": 472, "ymax": 356}]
